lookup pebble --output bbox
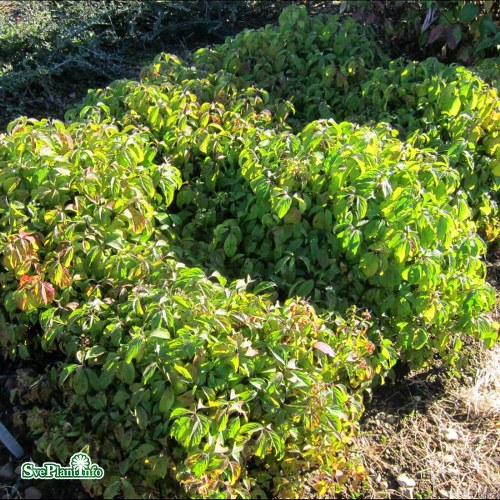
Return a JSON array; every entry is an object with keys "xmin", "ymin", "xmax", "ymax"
[
  {"xmin": 438, "ymin": 489, "xmax": 450, "ymax": 498},
  {"xmin": 24, "ymin": 486, "xmax": 42, "ymax": 500},
  {"xmin": 442, "ymin": 428, "xmax": 459, "ymax": 442},
  {"xmin": 379, "ymin": 480, "xmax": 388, "ymax": 489},
  {"xmin": 0, "ymin": 461, "xmax": 15, "ymax": 480},
  {"xmin": 385, "ymin": 414, "xmax": 397, "ymax": 424},
  {"xmin": 397, "ymin": 473, "xmax": 416, "ymax": 488},
  {"xmin": 399, "ymin": 486, "xmax": 415, "ymax": 498},
  {"xmin": 443, "ymin": 454, "xmax": 455, "ymax": 464}
]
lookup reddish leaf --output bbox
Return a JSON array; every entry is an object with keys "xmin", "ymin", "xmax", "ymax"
[
  {"xmin": 39, "ymin": 282, "xmax": 55, "ymax": 306},
  {"xmin": 445, "ymin": 25, "xmax": 461, "ymax": 50},
  {"xmin": 352, "ymin": 9, "xmax": 363, "ymax": 22},
  {"xmin": 428, "ymin": 25, "xmax": 445, "ymax": 44},
  {"xmin": 18, "ymin": 274, "xmax": 35, "ymax": 289},
  {"xmin": 365, "ymin": 13, "xmax": 377, "ymax": 25}
]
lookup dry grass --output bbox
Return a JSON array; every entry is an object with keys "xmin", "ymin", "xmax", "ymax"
[{"xmin": 359, "ymin": 342, "xmax": 500, "ymax": 499}]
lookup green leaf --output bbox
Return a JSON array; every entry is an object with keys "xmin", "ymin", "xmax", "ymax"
[
  {"xmin": 159, "ymin": 387, "xmax": 175, "ymax": 414},
  {"xmin": 441, "ymin": 87, "xmax": 461, "ymax": 116},
  {"xmin": 238, "ymin": 422, "xmax": 263, "ymax": 435},
  {"xmin": 86, "ymin": 369, "xmax": 101, "ymax": 392},
  {"xmin": 459, "ymin": 3, "xmax": 479, "ymax": 24},
  {"xmin": 125, "ymin": 338, "xmax": 142, "ymax": 363},
  {"xmin": 252, "ymin": 281, "xmax": 276, "ymax": 295},
  {"xmin": 224, "ymin": 233, "xmax": 238, "ymax": 257},
  {"xmin": 121, "ymin": 361, "xmax": 135, "ymax": 385},
  {"xmin": 347, "ymin": 228, "xmax": 363, "ymax": 257},
  {"xmin": 103, "ymin": 479, "xmax": 121, "ymax": 499},
  {"xmin": 72, "ymin": 367, "xmax": 88, "ymax": 396},
  {"xmin": 190, "ymin": 453, "xmax": 209, "ymax": 477},
  {"xmin": 170, "ymin": 408, "xmax": 191, "ymax": 419},
  {"xmin": 359, "ymin": 252, "xmax": 378, "ymax": 278},
  {"xmin": 59, "ymin": 364, "xmax": 79, "ymax": 385},
  {"xmin": 189, "ymin": 415, "xmax": 210, "ymax": 447},
  {"xmin": 227, "ymin": 417, "xmax": 241, "ymax": 439},
  {"xmin": 174, "ymin": 364, "xmax": 193, "ymax": 381},
  {"xmin": 121, "ymin": 478, "xmax": 138, "ymax": 499},
  {"xmin": 275, "ymin": 196, "xmax": 292, "ymax": 219},
  {"xmin": 135, "ymin": 443, "xmax": 156, "ymax": 460},
  {"xmin": 149, "ymin": 328, "xmax": 171, "ymax": 339},
  {"xmin": 291, "ymin": 278, "xmax": 315, "ymax": 297},
  {"xmin": 267, "ymin": 430, "xmax": 285, "ymax": 459}
]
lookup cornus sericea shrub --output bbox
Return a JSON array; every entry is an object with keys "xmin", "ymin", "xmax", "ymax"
[{"xmin": 0, "ymin": 5, "xmax": 498, "ymax": 499}]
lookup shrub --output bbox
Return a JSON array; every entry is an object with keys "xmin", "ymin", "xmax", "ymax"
[
  {"xmin": 193, "ymin": 5, "xmax": 390, "ymax": 126},
  {"xmin": 351, "ymin": 58, "xmax": 500, "ymax": 240},
  {"xmin": 0, "ymin": 5, "xmax": 498, "ymax": 498}
]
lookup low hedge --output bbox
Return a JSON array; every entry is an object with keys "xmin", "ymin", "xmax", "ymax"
[{"xmin": 0, "ymin": 5, "xmax": 498, "ymax": 498}]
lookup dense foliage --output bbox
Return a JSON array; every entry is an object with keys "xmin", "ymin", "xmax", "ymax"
[
  {"xmin": 340, "ymin": 0, "xmax": 499, "ymax": 63},
  {"xmin": 0, "ymin": 4, "xmax": 498, "ymax": 499}
]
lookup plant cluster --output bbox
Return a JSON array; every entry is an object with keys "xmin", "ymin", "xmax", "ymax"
[
  {"xmin": 0, "ymin": 5, "xmax": 498, "ymax": 499},
  {"xmin": 340, "ymin": 0, "xmax": 499, "ymax": 64}
]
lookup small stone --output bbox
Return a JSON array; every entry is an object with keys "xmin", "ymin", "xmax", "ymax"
[
  {"xmin": 0, "ymin": 461, "xmax": 14, "ymax": 480},
  {"xmin": 438, "ymin": 489, "xmax": 449, "ymax": 498},
  {"xmin": 442, "ymin": 428, "xmax": 459, "ymax": 442},
  {"xmin": 375, "ymin": 412, "xmax": 386, "ymax": 421},
  {"xmin": 443, "ymin": 454, "xmax": 455, "ymax": 464},
  {"xmin": 397, "ymin": 473, "xmax": 416, "ymax": 488},
  {"xmin": 385, "ymin": 414, "xmax": 397, "ymax": 424},
  {"xmin": 379, "ymin": 480, "xmax": 388, "ymax": 489},
  {"xmin": 24, "ymin": 486, "xmax": 42, "ymax": 500},
  {"xmin": 375, "ymin": 473, "xmax": 382, "ymax": 484},
  {"xmin": 414, "ymin": 395, "xmax": 422, "ymax": 402},
  {"xmin": 399, "ymin": 486, "xmax": 414, "ymax": 499}
]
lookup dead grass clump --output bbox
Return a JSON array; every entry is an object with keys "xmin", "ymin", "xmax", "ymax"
[{"xmin": 359, "ymin": 343, "xmax": 500, "ymax": 499}]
